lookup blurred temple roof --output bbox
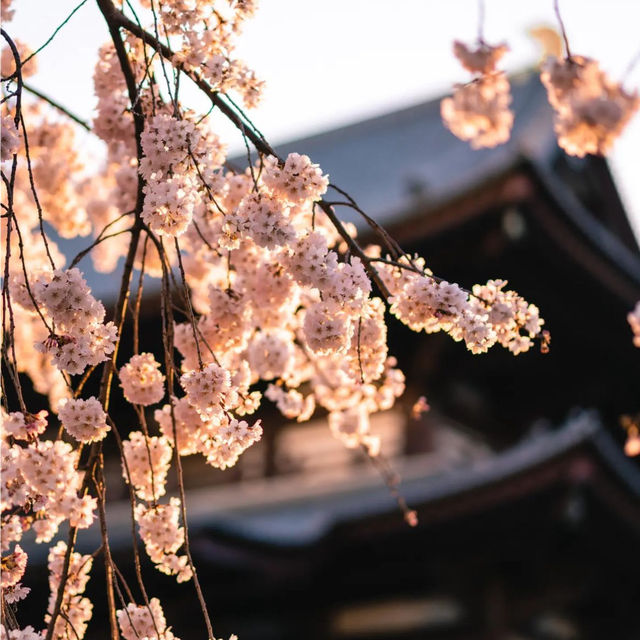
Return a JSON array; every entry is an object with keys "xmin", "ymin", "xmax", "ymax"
[
  {"xmin": 66, "ymin": 411, "xmax": 639, "ymax": 552},
  {"xmin": 272, "ymin": 70, "xmax": 638, "ymax": 254},
  {"xmin": 274, "ymin": 72, "xmax": 557, "ymax": 225}
]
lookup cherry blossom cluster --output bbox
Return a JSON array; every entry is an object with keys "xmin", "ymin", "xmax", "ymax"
[
  {"xmin": 121, "ymin": 430, "xmax": 173, "ymax": 502},
  {"xmin": 1, "ymin": 115, "xmax": 19, "ymax": 161},
  {"xmin": 140, "ymin": 113, "xmax": 225, "ymax": 236},
  {"xmin": 317, "ymin": 356, "xmax": 405, "ymax": 455},
  {"xmin": 176, "ymin": 363, "xmax": 264, "ymax": 469},
  {"xmin": 117, "ymin": 598, "xmax": 180, "ymax": 640},
  {"xmin": 472, "ymin": 279, "xmax": 544, "ymax": 354},
  {"xmin": 155, "ymin": 396, "xmax": 218, "ymax": 455},
  {"xmin": 1, "ymin": 409, "xmax": 47, "ymax": 441},
  {"xmin": 231, "ymin": 192, "xmax": 296, "ymax": 249},
  {"xmin": 0, "ymin": 103, "xmax": 93, "ymax": 242},
  {"xmin": 44, "ymin": 541, "xmax": 93, "ymax": 640},
  {"xmin": 24, "ymin": 113, "xmax": 91, "ymax": 238},
  {"xmin": 1, "ymin": 544, "xmax": 28, "ymax": 601},
  {"xmin": 206, "ymin": 417, "xmax": 264, "ymax": 470},
  {"xmin": 540, "ymin": 55, "xmax": 639, "ymax": 157},
  {"xmin": 142, "ymin": 0, "xmax": 264, "ymax": 108},
  {"xmin": 265, "ymin": 384, "xmax": 316, "ymax": 422},
  {"xmin": 1, "ymin": 425, "xmax": 97, "ymax": 542},
  {"xmin": 134, "ymin": 498, "xmax": 192, "ymax": 582},
  {"xmin": 1, "ymin": 406, "xmax": 97, "ymax": 628},
  {"xmin": 32, "ymin": 268, "xmax": 118, "ymax": 375},
  {"xmin": 58, "ymin": 397, "xmax": 110, "ymax": 443},
  {"xmin": 120, "ymin": 427, "xmax": 194, "ymax": 581},
  {"xmin": 119, "ymin": 352, "xmax": 166, "ymax": 405},
  {"xmin": 93, "ymin": 41, "xmax": 135, "ymax": 153},
  {"xmin": 383, "ymin": 259, "xmax": 543, "ymax": 355},
  {"xmin": 262, "ymin": 153, "xmax": 330, "ymax": 205},
  {"xmin": 441, "ymin": 40, "xmax": 514, "ymax": 149},
  {"xmin": 628, "ymin": 301, "xmax": 640, "ymax": 348}
]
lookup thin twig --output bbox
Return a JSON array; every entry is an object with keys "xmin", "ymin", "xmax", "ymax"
[
  {"xmin": 22, "ymin": 82, "xmax": 91, "ymax": 131},
  {"xmin": 362, "ymin": 445, "xmax": 418, "ymax": 527},
  {"xmin": 174, "ymin": 237, "xmax": 204, "ymax": 369},
  {"xmin": 93, "ymin": 454, "xmax": 120, "ymax": 637},
  {"xmin": 108, "ymin": 415, "xmax": 163, "ymax": 639},
  {"xmin": 623, "ymin": 46, "xmax": 640, "ymax": 81},
  {"xmin": 132, "ymin": 234, "xmax": 148, "ymax": 356},
  {"xmin": 19, "ymin": 111, "xmax": 57, "ymax": 270},
  {"xmin": 69, "ymin": 214, "xmax": 134, "ymax": 269},
  {"xmin": 477, "ymin": 0, "xmax": 485, "ymax": 43},
  {"xmin": 554, "ymin": 0, "xmax": 572, "ymax": 60},
  {"xmin": 155, "ymin": 231, "xmax": 216, "ymax": 639},
  {"xmin": 1, "ymin": 176, "xmax": 27, "ymax": 414},
  {"xmin": 21, "ymin": 0, "xmax": 89, "ymax": 69}
]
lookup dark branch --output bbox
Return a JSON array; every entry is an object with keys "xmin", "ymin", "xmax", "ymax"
[{"xmin": 23, "ymin": 82, "xmax": 91, "ymax": 131}]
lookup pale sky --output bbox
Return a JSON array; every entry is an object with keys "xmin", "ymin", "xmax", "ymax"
[{"xmin": 7, "ymin": 0, "xmax": 640, "ymax": 236}]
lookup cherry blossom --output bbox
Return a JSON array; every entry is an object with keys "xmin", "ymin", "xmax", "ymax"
[
  {"xmin": 117, "ymin": 598, "xmax": 178, "ymax": 640},
  {"xmin": 58, "ymin": 397, "xmax": 110, "ymax": 443},
  {"xmin": 441, "ymin": 40, "xmax": 514, "ymax": 149},
  {"xmin": 119, "ymin": 353, "xmax": 166, "ymax": 406},
  {"xmin": 541, "ymin": 55, "xmax": 639, "ymax": 156}
]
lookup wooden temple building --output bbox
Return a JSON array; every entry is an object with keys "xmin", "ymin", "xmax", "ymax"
[{"xmin": 17, "ymin": 72, "xmax": 640, "ymax": 639}]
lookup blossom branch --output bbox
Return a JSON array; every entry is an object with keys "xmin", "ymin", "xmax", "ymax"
[{"xmin": 85, "ymin": 2, "xmax": 398, "ymax": 299}]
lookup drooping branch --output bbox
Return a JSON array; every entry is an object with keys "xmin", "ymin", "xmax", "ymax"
[
  {"xmin": 46, "ymin": 3, "xmax": 149, "ymax": 638},
  {"xmin": 96, "ymin": 0, "xmax": 146, "ymax": 162},
  {"xmin": 1, "ymin": 31, "xmax": 27, "ymax": 420},
  {"xmin": 142, "ymin": 225, "xmax": 217, "ymax": 639},
  {"xmin": 22, "ymin": 82, "xmax": 92, "ymax": 131}
]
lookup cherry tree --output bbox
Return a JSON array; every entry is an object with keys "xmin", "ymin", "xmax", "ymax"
[{"xmin": 1, "ymin": 0, "xmax": 637, "ymax": 638}]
